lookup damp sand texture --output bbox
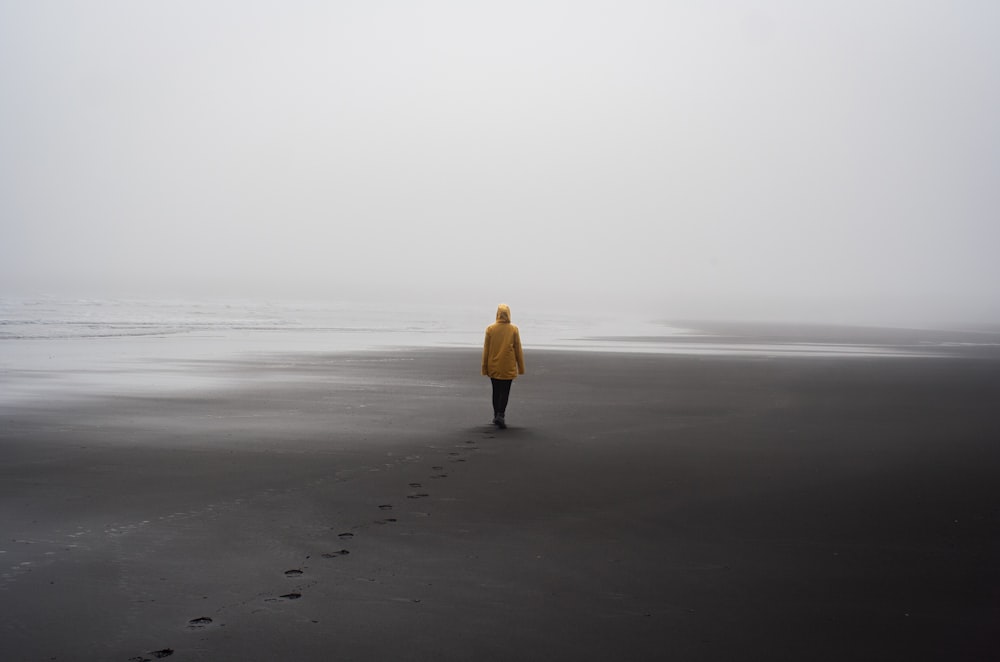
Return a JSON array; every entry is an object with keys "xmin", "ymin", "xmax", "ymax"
[{"xmin": 1, "ymin": 349, "xmax": 998, "ymax": 661}]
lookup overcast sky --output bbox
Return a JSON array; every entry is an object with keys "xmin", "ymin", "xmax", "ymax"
[{"xmin": 1, "ymin": 1, "xmax": 998, "ymax": 326}]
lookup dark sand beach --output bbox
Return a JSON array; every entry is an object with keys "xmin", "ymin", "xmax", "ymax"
[{"xmin": 2, "ymin": 349, "xmax": 998, "ymax": 661}]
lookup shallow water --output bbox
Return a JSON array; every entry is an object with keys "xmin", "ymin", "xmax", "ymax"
[
  {"xmin": 0, "ymin": 298, "xmax": 664, "ymax": 404},
  {"xmin": 2, "ymin": 297, "xmax": 995, "ymax": 405}
]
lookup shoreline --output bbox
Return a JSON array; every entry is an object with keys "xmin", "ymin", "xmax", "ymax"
[{"xmin": 2, "ymin": 349, "xmax": 998, "ymax": 660}]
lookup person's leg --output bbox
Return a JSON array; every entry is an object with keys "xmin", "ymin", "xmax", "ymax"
[
  {"xmin": 490, "ymin": 378, "xmax": 502, "ymax": 420},
  {"xmin": 497, "ymin": 379, "xmax": 512, "ymax": 414},
  {"xmin": 493, "ymin": 379, "xmax": 512, "ymax": 427}
]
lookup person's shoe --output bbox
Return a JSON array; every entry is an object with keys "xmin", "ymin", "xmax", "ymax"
[{"xmin": 496, "ymin": 413, "xmax": 507, "ymax": 429}]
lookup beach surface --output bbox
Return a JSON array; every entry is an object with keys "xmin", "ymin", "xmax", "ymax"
[{"xmin": 1, "ymin": 348, "xmax": 998, "ymax": 661}]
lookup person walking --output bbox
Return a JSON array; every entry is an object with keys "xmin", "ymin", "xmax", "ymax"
[{"xmin": 481, "ymin": 303, "xmax": 525, "ymax": 429}]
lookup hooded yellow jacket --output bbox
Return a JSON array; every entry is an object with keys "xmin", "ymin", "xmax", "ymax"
[{"xmin": 482, "ymin": 304, "xmax": 525, "ymax": 380}]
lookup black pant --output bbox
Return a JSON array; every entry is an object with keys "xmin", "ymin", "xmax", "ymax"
[{"xmin": 490, "ymin": 378, "xmax": 513, "ymax": 415}]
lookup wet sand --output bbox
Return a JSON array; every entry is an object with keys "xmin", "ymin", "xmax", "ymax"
[{"xmin": 1, "ymin": 349, "xmax": 998, "ymax": 661}]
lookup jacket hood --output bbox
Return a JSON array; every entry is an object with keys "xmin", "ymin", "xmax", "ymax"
[{"xmin": 495, "ymin": 303, "xmax": 511, "ymax": 323}]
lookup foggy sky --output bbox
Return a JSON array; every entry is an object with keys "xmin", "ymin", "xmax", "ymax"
[{"xmin": 2, "ymin": 1, "xmax": 998, "ymax": 326}]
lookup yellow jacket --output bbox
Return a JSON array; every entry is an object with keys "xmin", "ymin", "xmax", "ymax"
[{"xmin": 482, "ymin": 304, "xmax": 525, "ymax": 380}]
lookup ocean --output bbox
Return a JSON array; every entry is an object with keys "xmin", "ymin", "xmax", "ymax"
[
  {"xmin": 0, "ymin": 297, "xmax": 661, "ymax": 405},
  {"xmin": 2, "ymin": 297, "xmax": 995, "ymax": 407}
]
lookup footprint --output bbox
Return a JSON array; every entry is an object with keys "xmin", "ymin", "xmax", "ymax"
[
  {"xmin": 431, "ymin": 473, "xmax": 448, "ymax": 479},
  {"xmin": 322, "ymin": 549, "xmax": 350, "ymax": 558},
  {"xmin": 187, "ymin": 616, "xmax": 213, "ymax": 628},
  {"xmin": 431, "ymin": 466, "xmax": 444, "ymax": 471},
  {"xmin": 337, "ymin": 532, "xmax": 354, "ymax": 540},
  {"xmin": 378, "ymin": 504, "xmax": 393, "ymax": 511},
  {"xmin": 408, "ymin": 482, "xmax": 422, "ymax": 488},
  {"xmin": 373, "ymin": 518, "xmax": 398, "ymax": 525},
  {"xmin": 266, "ymin": 592, "xmax": 302, "ymax": 602},
  {"xmin": 407, "ymin": 493, "xmax": 430, "ymax": 499},
  {"xmin": 284, "ymin": 569, "xmax": 303, "ymax": 577},
  {"xmin": 128, "ymin": 648, "xmax": 174, "ymax": 662},
  {"xmin": 448, "ymin": 452, "xmax": 460, "ymax": 456}
]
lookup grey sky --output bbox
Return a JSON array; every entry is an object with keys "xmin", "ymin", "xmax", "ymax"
[{"xmin": 2, "ymin": 1, "xmax": 998, "ymax": 326}]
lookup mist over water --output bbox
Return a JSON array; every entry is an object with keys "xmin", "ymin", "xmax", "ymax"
[{"xmin": 2, "ymin": 3, "xmax": 999, "ymax": 328}]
